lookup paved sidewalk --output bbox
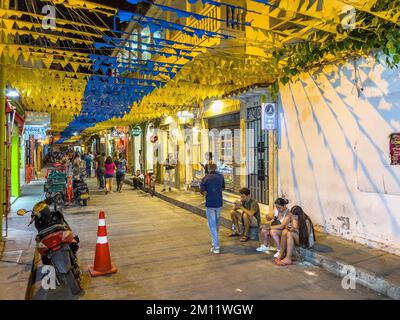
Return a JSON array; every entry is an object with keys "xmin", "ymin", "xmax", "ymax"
[
  {"xmin": 124, "ymin": 178, "xmax": 400, "ymax": 300},
  {"xmin": 25, "ymin": 177, "xmax": 386, "ymax": 300},
  {"xmin": 0, "ymin": 180, "xmax": 45, "ymax": 300}
]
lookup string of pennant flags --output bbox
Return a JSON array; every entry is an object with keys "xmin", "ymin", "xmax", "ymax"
[
  {"xmin": 1, "ymin": 0, "xmax": 399, "ymax": 139},
  {"xmin": 1, "ymin": 0, "xmax": 224, "ymax": 138},
  {"xmin": 58, "ymin": 0, "xmax": 248, "ymax": 138}
]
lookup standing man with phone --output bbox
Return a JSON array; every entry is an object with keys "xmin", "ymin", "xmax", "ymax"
[{"xmin": 200, "ymin": 163, "xmax": 225, "ymax": 254}]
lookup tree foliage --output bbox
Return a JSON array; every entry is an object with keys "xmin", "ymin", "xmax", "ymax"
[{"xmin": 269, "ymin": 0, "xmax": 400, "ymax": 96}]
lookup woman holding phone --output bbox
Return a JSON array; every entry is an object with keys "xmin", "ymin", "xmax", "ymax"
[{"xmin": 256, "ymin": 198, "xmax": 291, "ymax": 257}]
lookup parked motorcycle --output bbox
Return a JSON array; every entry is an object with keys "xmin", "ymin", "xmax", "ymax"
[
  {"xmin": 45, "ymin": 191, "xmax": 65, "ymax": 211},
  {"xmin": 17, "ymin": 196, "xmax": 82, "ymax": 295},
  {"xmin": 73, "ymin": 172, "xmax": 90, "ymax": 206}
]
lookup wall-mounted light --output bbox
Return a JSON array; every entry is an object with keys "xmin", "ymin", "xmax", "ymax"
[
  {"xmin": 6, "ymin": 89, "xmax": 20, "ymax": 98},
  {"xmin": 177, "ymin": 111, "xmax": 194, "ymax": 119},
  {"xmin": 211, "ymin": 100, "xmax": 223, "ymax": 113},
  {"xmin": 165, "ymin": 116, "xmax": 174, "ymax": 124}
]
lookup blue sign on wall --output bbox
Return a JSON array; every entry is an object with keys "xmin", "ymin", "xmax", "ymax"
[{"xmin": 261, "ymin": 103, "xmax": 277, "ymax": 130}]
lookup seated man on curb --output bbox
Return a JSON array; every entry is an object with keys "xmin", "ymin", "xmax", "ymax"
[
  {"xmin": 132, "ymin": 170, "xmax": 144, "ymax": 190},
  {"xmin": 230, "ymin": 187, "xmax": 261, "ymax": 242}
]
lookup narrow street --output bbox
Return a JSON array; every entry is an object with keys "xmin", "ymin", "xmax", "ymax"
[
  {"xmin": 1, "ymin": 0, "xmax": 400, "ymax": 305},
  {"xmin": 28, "ymin": 179, "xmax": 384, "ymax": 300}
]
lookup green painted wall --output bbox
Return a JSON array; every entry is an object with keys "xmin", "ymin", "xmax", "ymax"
[{"xmin": 11, "ymin": 126, "xmax": 20, "ymax": 197}]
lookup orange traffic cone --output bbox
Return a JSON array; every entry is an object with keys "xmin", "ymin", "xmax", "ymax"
[{"xmin": 89, "ymin": 211, "xmax": 117, "ymax": 277}]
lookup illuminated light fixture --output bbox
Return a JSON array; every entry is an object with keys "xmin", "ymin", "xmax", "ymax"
[
  {"xmin": 6, "ymin": 88, "xmax": 20, "ymax": 98},
  {"xmin": 177, "ymin": 111, "xmax": 194, "ymax": 119},
  {"xmin": 211, "ymin": 100, "xmax": 223, "ymax": 113},
  {"xmin": 73, "ymin": 132, "xmax": 78, "ymax": 136},
  {"xmin": 165, "ymin": 116, "xmax": 174, "ymax": 124}
]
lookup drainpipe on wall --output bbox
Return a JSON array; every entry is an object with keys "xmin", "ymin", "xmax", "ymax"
[
  {"xmin": 268, "ymin": 130, "xmax": 275, "ymax": 216},
  {"xmin": 266, "ymin": 91, "xmax": 279, "ymax": 216},
  {"xmin": 0, "ymin": 0, "xmax": 10, "ymax": 241}
]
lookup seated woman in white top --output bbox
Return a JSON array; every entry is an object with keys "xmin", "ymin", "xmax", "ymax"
[
  {"xmin": 274, "ymin": 205, "xmax": 316, "ymax": 266},
  {"xmin": 256, "ymin": 198, "xmax": 291, "ymax": 258}
]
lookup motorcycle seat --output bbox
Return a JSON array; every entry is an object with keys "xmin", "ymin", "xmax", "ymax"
[{"xmin": 37, "ymin": 224, "xmax": 68, "ymax": 239}]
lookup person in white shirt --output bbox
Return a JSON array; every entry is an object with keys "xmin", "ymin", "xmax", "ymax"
[
  {"xmin": 256, "ymin": 198, "xmax": 291, "ymax": 257},
  {"xmin": 132, "ymin": 170, "xmax": 144, "ymax": 189},
  {"xmin": 162, "ymin": 153, "xmax": 176, "ymax": 192}
]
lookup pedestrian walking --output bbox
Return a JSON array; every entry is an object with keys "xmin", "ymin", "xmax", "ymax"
[
  {"xmin": 72, "ymin": 152, "xmax": 82, "ymax": 176},
  {"xmin": 115, "ymin": 153, "xmax": 127, "ymax": 193},
  {"xmin": 95, "ymin": 152, "xmax": 106, "ymax": 190},
  {"xmin": 104, "ymin": 156, "xmax": 116, "ymax": 195},
  {"xmin": 162, "ymin": 153, "xmax": 176, "ymax": 192},
  {"xmin": 200, "ymin": 163, "xmax": 225, "ymax": 254},
  {"xmin": 84, "ymin": 152, "xmax": 93, "ymax": 178}
]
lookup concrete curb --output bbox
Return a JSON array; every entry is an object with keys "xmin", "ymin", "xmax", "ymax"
[
  {"xmin": 125, "ymin": 179, "xmax": 398, "ymax": 300},
  {"xmin": 25, "ymin": 248, "xmax": 39, "ymax": 300},
  {"xmin": 299, "ymin": 247, "xmax": 400, "ymax": 300}
]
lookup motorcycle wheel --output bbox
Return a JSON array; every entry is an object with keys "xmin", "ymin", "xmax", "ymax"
[{"xmin": 64, "ymin": 270, "xmax": 82, "ymax": 295}]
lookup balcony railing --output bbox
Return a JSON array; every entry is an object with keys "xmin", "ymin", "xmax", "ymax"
[{"xmin": 169, "ymin": 3, "xmax": 221, "ymax": 47}]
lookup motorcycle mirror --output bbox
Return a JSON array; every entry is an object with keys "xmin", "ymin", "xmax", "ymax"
[{"xmin": 17, "ymin": 209, "xmax": 27, "ymax": 216}]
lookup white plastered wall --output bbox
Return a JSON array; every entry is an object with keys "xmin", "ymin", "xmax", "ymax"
[{"xmin": 278, "ymin": 55, "xmax": 400, "ymax": 255}]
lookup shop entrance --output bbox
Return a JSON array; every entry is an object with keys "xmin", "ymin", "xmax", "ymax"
[
  {"xmin": 208, "ymin": 113, "xmax": 240, "ymax": 194},
  {"xmin": 246, "ymin": 106, "xmax": 269, "ymax": 205}
]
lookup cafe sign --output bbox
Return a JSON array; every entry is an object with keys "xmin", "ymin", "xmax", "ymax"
[
  {"xmin": 24, "ymin": 126, "xmax": 47, "ymax": 139},
  {"xmin": 390, "ymin": 133, "xmax": 400, "ymax": 165},
  {"xmin": 111, "ymin": 129, "xmax": 125, "ymax": 139},
  {"xmin": 132, "ymin": 126, "xmax": 142, "ymax": 137}
]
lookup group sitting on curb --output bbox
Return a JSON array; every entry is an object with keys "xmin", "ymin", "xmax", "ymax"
[
  {"xmin": 229, "ymin": 191, "xmax": 316, "ymax": 266},
  {"xmin": 132, "ymin": 170, "xmax": 145, "ymax": 189}
]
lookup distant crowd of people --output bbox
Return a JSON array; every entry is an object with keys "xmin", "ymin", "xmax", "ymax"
[
  {"xmin": 91, "ymin": 152, "xmax": 127, "ymax": 194},
  {"xmin": 46, "ymin": 150, "xmax": 128, "ymax": 195}
]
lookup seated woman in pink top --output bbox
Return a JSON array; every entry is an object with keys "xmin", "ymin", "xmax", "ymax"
[{"xmin": 104, "ymin": 156, "xmax": 116, "ymax": 194}]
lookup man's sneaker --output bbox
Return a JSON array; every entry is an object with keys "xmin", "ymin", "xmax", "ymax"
[
  {"xmin": 268, "ymin": 246, "xmax": 277, "ymax": 252},
  {"xmin": 256, "ymin": 245, "xmax": 268, "ymax": 252},
  {"xmin": 169, "ymin": 188, "xmax": 172, "ymax": 192},
  {"xmin": 212, "ymin": 247, "xmax": 220, "ymax": 254},
  {"xmin": 274, "ymin": 250, "xmax": 281, "ymax": 258}
]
